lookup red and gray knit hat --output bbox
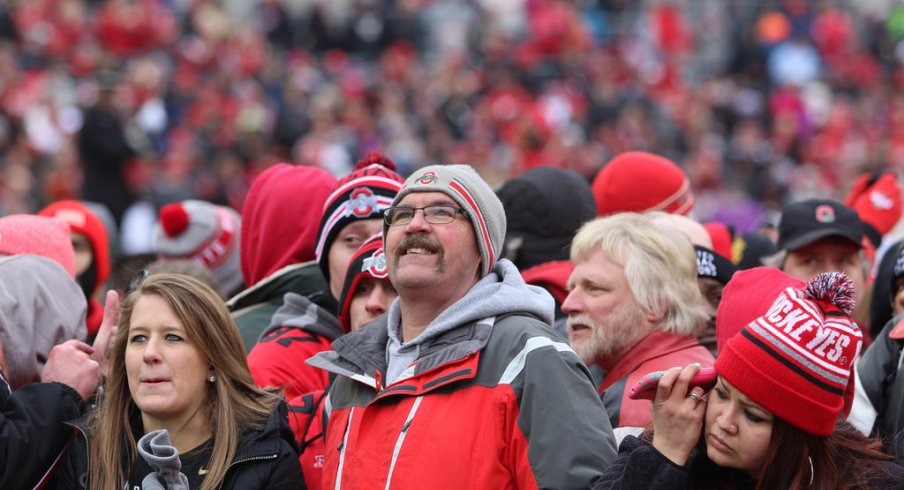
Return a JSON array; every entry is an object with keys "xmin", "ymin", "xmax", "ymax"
[
  {"xmin": 337, "ymin": 234, "xmax": 388, "ymax": 333},
  {"xmin": 592, "ymin": 151, "xmax": 694, "ymax": 216},
  {"xmin": 153, "ymin": 200, "xmax": 243, "ymax": 295},
  {"xmin": 0, "ymin": 214, "xmax": 75, "ymax": 278},
  {"xmin": 715, "ymin": 268, "xmax": 862, "ymax": 436},
  {"xmin": 387, "ymin": 164, "xmax": 506, "ymax": 277},
  {"xmin": 316, "ymin": 152, "xmax": 404, "ymax": 286}
]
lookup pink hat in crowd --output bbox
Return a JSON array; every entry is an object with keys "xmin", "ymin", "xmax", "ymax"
[{"xmin": 0, "ymin": 214, "xmax": 75, "ymax": 278}]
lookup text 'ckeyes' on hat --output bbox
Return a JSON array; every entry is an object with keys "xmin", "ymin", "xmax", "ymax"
[
  {"xmin": 715, "ymin": 268, "xmax": 862, "ymax": 436},
  {"xmin": 153, "ymin": 200, "xmax": 243, "ymax": 295},
  {"xmin": 337, "ymin": 234, "xmax": 387, "ymax": 333},
  {"xmin": 388, "ymin": 164, "xmax": 506, "ymax": 277},
  {"xmin": 316, "ymin": 152, "xmax": 404, "ymax": 286},
  {"xmin": 777, "ymin": 199, "xmax": 864, "ymax": 252}
]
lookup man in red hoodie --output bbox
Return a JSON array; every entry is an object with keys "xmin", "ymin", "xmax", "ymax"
[
  {"xmin": 246, "ymin": 153, "xmax": 403, "ymax": 399},
  {"xmin": 226, "ymin": 163, "xmax": 337, "ymax": 352}
]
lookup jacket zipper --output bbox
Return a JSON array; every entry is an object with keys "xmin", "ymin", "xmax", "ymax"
[
  {"xmin": 384, "ymin": 395, "xmax": 424, "ymax": 490},
  {"xmin": 226, "ymin": 453, "xmax": 278, "ymax": 472},
  {"xmin": 334, "ymin": 407, "xmax": 355, "ymax": 490},
  {"xmin": 61, "ymin": 421, "xmax": 90, "ymax": 489}
]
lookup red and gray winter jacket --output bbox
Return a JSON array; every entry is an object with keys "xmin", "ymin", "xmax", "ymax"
[
  {"xmin": 247, "ymin": 291, "xmax": 343, "ymax": 400},
  {"xmin": 307, "ymin": 260, "xmax": 617, "ymax": 489}
]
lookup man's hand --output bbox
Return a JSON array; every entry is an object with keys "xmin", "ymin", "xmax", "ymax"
[
  {"xmin": 41, "ymin": 340, "xmax": 101, "ymax": 401},
  {"xmin": 92, "ymin": 290, "xmax": 120, "ymax": 379}
]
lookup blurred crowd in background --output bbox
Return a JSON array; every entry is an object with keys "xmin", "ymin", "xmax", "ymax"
[{"xmin": 2, "ymin": 0, "xmax": 904, "ymax": 253}]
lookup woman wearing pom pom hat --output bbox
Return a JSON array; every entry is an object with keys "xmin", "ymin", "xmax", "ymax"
[{"xmin": 594, "ymin": 268, "xmax": 904, "ymax": 489}]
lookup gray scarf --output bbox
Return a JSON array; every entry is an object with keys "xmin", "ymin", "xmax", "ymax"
[{"xmin": 136, "ymin": 429, "xmax": 191, "ymax": 490}]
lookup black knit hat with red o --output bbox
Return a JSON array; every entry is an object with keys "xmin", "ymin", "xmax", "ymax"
[{"xmin": 315, "ymin": 152, "xmax": 404, "ymax": 287}]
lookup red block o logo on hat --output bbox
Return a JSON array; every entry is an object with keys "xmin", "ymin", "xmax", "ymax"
[
  {"xmin": 815, "ymin": 205, "xmax": 836, "ymax": 223},
  {"xmin": 362, "ymin": 247, "xmax": 388, "ymax": 278},
  {"xmin": 417, "ymin": 171, "xmax": 438, "ymax": 185},
  {"xmin": 349, "ymin": 187, "xmax": 376, "ymax": 217}
]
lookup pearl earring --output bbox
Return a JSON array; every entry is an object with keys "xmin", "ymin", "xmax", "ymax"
[{"xmin": 208, "ymin": 375, "xmax": 216, "ymax": 383}]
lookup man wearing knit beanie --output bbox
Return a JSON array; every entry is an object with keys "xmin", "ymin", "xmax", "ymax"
[
  {"xmin": 335, "ymin": 234, "xmax": 396, "ymax": 333},
  {"xmin": 226, "ymin": 163, "xmax": 337, "ymax": 352},
  {"xmin": 39, "ymin": 200, "xmax": 112, "ymax": 340},
  {"xmin": 315, "ymin": 152, "xmax": 404, "ymax": 300},
  {"xmin": 591, "ymin": 151, "xmax": 695, "ymax": 217},
  {"xmin": 309, "ymin": 164, "xmax": 616, "ymax": 489},
  {"xmin": 152, "ymin": 200, "xmax": 244, "ymax": 298},
  {"xmin": 287, "ymin": 234, "xmax": 398, "ymax": 490},
  {"xmin": 497, "ymin": 167, "xmax": 597, "ymax": 326},
  {"xmin": 247, "ymin": 153, "xmax": 402, "ymax": 400}
]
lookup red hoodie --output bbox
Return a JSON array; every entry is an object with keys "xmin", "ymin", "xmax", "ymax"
[
  {"xmin": 38, "ymin": 200, "xmax": 110, "ymax": 337},
  {"xmin": 240, "ymin": 163, "xmax": 337, "ymax": 286}
]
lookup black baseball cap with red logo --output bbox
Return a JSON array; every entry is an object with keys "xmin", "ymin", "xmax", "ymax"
[{"xmin": 777, "ymin": 199, "xmax": 865, "ymax": 252}]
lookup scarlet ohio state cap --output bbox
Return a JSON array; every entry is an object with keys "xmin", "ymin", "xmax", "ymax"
[{"xmin": 777, "ymin": 199, "xmax": 865, "ymax": 252}]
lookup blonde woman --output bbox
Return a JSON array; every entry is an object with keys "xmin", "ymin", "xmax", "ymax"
[{"xmin": 49, "ymin": 272, "xmax": 302, "ymax": 489}]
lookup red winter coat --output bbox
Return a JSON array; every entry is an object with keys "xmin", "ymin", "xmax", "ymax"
[
  {"xmin": 599, "ymin": 330, "xmax": 715, "ymax": 428},
  {"xmin": 308, "ymin": 313, "xmax": 617, "ymax": 489},
  {"xmin": 247, "ymin": 292, "xmax": 342, "ymax": 400}
]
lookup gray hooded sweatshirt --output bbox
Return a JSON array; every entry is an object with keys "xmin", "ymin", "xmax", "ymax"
[
  {"xmin": 384, "ymin": 258, "xmax": 554, "ymax": 384},
  {"xmin": 0, "ymin": 255, "xmax": 87, "ymax": 388}
]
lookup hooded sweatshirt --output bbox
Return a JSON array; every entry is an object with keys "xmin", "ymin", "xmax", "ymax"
[
  {"xmin": 247, "ymin": 291, "xmax": 344, "ymax": 399},
  {"xmin": 239, "ymin": 163, "xmax": 337, "ymax": 287},
  {"xmin": 0, "ymin": 255, "xmax": 87, "ymax": 388},
  {"xmin": 39, "ymin": 200, "xmax": 111, "ymax": 338},
  {"xmin": 228, "ymin": 163, "xmax": 337, "ymax": 351},
  {"xmin": 384, "ymin": 259, "xmax": 554, "ymax": 384}
]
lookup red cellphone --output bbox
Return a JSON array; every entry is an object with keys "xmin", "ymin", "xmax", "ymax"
[{"xmin": 627, "ymin": 366, "xmax": 718, "ymax": 400}]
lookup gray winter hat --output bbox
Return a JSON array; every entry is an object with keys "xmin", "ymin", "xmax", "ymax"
[
  {"xmin": 153, "ymin": 200, "xmax": 243, "ymax": 295},
  {"xmin": 387, "ymin": 164, "xmax": 506, "ymax": 277}
]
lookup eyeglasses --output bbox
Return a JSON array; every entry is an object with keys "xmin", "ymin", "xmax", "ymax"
[{"xmin": 383, "ymin": 205, "xmax": 468, "ymax": 226}]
